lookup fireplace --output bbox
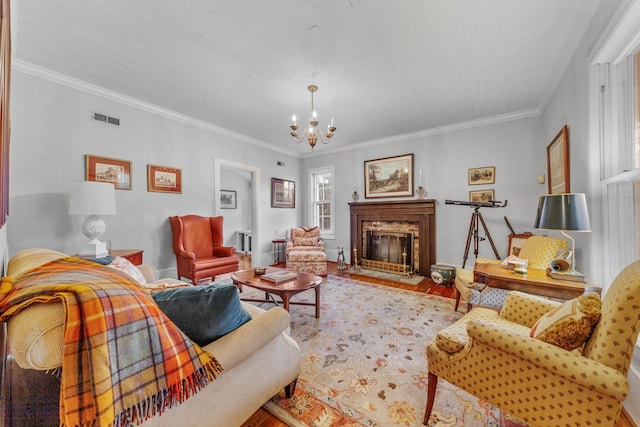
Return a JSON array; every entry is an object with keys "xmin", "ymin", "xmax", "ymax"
[
  {"xmin": 349, "ymin": 200, "xmax": 436, "ymax": 276},
  {"xmin": 365, "ymin": 230, "xmax": 413, "ymax": 273}
]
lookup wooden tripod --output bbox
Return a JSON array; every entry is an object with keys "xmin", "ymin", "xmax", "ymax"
[{"xmin": 462, "ymin": 207, "xmax": 500, "ymax": 268}]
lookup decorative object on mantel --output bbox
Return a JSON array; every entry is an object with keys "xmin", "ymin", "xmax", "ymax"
[
  {"xmin": 69, "ymin": 180, "xmax": 117, "ymax": 258},
  {"xmin": 416, "ymin": 186, "xmax": 426, "ymax": 199},
  {"xmin": 352, "ymin": 190, "xmax": 359, "ymax": 201},
  {"xmin": 289, "ymin": 84, "xmax": 336, "ymax": 150},
  {"xmin": 364, "ymin": 153, "xmax": 414, "ymax": 198},
  {"xmin": 534, "ymin": 193, "xmax": 591, "ymax": 282}
]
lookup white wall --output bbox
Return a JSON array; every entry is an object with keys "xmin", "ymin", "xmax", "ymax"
[
  {"xmin": 220, "ymin": 168, "xmax": 252, "ymax": 248},
  {"xmin": 8, "ymin": 70, "xmax": 301, "ymax": 275},
  {"xmin": 302, "ymin": 116, "xmax": 546, "ymax": 268}
]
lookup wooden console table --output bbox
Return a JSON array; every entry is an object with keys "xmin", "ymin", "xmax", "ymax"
[{"xmin": 473, "ymin": 263, "xmax": 588, "ymax": 300}]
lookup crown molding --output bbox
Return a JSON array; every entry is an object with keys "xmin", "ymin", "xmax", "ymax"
[{"xmin": 12, "ymin": 60, "xmax": 299, "ymax": 158}]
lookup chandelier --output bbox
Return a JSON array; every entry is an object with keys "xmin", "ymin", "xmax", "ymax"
[{"xmin": 290, "ymin": 84, "xmax": 336, "ymax": 150}]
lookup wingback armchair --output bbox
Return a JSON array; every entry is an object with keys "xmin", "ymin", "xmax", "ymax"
[
  {"xmin": 424, "ymin": 258, "xmax": 640, "ymax": 427},
  {"xmin": 286, "ymin": 226, "xmax": 327, "ymax": 276},
  {"xmin": 169, "ymin": 215, "xmax": 239, "ymax": 285},
  {"xmin": 454, "ymin": 234, "xmax": 567, "ymax": 311}
]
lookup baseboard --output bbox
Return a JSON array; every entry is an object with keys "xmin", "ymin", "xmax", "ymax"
[{"xmin": 621, "ymin": 407, "xmax": 638, "ymax": 427}]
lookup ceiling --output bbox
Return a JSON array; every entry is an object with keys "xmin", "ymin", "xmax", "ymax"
[{"xmin": 13, "ymin": 0, "xmax": 601, "ymax": 156}]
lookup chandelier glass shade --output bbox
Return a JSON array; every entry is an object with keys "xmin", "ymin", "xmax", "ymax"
[{"xmin": 290, "ymin": 84, "xmax": 336, "ymax": 150}]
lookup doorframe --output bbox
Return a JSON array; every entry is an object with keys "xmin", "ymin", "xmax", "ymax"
[{"xmin": 214, "ymin": 158, "xmax": 261, "ymax": 266}]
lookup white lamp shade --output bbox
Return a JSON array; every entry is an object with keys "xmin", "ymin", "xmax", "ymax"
[{"xmin": 69, "ymin": 181, "xmax": 117, "ymax": 215}]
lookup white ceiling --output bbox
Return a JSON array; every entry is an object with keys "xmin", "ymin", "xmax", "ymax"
[{"xmin": 13, "ymin": 0, "xmax": 602, "ymax": 155}]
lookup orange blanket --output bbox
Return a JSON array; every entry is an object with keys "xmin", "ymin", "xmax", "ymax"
[{"xmin": 0, "ymin": 257, "xmax": 222, "ymax": 427}]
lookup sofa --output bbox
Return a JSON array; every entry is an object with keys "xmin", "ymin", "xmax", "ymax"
[{"xmin": 0, "ymin": 248, "xmax": 301, "ymax": 427}]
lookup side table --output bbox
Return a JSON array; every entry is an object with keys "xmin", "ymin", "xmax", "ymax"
[
  {"xmin": 109, "ymin": 249, "xmax": 144, "ymax": 266},
  {"xmin": 272, "ymin": 239, "xmax": 286, "ymax": 265}
]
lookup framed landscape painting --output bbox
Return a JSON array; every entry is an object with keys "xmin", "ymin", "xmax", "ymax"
[
  {"xmin": 147, "ymin": 164, "xmax": 181, "ymax": 193},
  {"xmin": 364, "ymin": 153, "xmax": 414, "ymax": 198},
  {"xmin": 271, "ymin": 178, "xmax": 295, "ymax": 208},
  {"xmin": 86, "ymin": 155, "xmax": 131, "ymax": 190}
]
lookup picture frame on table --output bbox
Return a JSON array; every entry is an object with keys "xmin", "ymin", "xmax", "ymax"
[
  {"xmin": 547, "ymin": 125, "xmax": 570, "ymax": 194},
  {"xmin": 85, "ymin": 155, "xmax": 132, "ymax": 190},
  {"xmin": 364, "ymin": 153, "xmax": 414, "ymax": 198},
  {"xmin": 147, "ymin": 164, "xmax": 182, "ymax": 193},
  {"xmin": 271, "ymin": 178, "xmax": 295, "ymax": 208},
  {"xmin": 468, "ymin": 166, "xmax": 495, "ymax": 185},
  {"xmin": 220, "ymin": 190, "xmax": 237, "ymax": 209},
  {"xmin": 469, "ymin": 189, "xmax": 495, "ymax": 203}
]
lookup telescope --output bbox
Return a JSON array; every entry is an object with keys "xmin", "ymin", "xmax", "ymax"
[{"xmin": 445, "ymin": 199, "xmax": 508, "ymax": 208}]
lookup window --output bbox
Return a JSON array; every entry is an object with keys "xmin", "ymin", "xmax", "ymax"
[{"xmin": 309, "ymin": 166, "xmax": 334, "ymax": 238}]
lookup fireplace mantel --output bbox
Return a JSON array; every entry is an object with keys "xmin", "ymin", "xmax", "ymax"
[{"xmin": 349, "ymin": 199, "xmax": 436, "ymax": 276}]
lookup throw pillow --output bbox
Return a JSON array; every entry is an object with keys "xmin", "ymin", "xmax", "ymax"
[
  {"xmin": 530, "ymin": 292, "xmax": 601, "ymax": 350},
  {"xmin": 152, "ymin": 283, "xmax": 252, "ymax": 346},
  {"xmin": 107, "ymin": 256, "xmax": 146, "ymax": 285},
  {"xmin": 294, "ymin": 237, "xmax": 318, "ymax": 247}
]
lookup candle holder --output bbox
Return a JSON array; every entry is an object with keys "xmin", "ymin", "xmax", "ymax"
[
  {"xmin": 352, "ymin": 246, "xmax": 361, "ymax": 271},
  {"xmin": 400, "ymin": 250, "xmax": 413, "ymax": 278},
  {"xmin": 352, "ymin": 190, "xmax": 360, "ymax": 202},
  {"xmin": 416, "ymin": 186, "xmax": 426, "ymax": 199}
]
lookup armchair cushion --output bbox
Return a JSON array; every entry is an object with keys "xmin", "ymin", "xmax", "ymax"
[
  {"xmin": 530, "ymin": 292, "xmax": 601, "ymax": 350},
  {"xmin": 293, "ymin": 237, "xmax": 319, "ymax": 247},
  {"xmin": 152, "ymin": 283, "xmax": 252, "ymax": 346}
]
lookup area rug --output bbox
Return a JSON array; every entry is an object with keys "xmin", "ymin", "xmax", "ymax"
[
  {"xmin": 343, "ymin": 267, "xmax": 425, "ymax": 286},
  {"xmin": 241, "ymin": 275, "xmax": 528, "ymax": 427}
]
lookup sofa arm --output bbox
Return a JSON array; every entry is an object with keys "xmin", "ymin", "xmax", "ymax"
[
  {"xmin": 466, "ymin": 319, "xmax": 629, "ymax": 402},
  {"xmin": 499, "ymin": 291, "xmax": 560, "ymax": 328},
  {"xmin": 204, "ymin": 306, "xmax": 291, "ymax": 371}
]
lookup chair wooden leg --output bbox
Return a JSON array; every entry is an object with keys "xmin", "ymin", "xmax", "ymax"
[
  {"xmin": 454, "ymin": 289, "xmax": 461, "ymax": 311},
  {"xmin": 285, "ymin": 378, "xmax": 298, "ymax": 398},
  {"xmin": 422, "ymin": 372, "xmax": 438, "ymax": 425}
]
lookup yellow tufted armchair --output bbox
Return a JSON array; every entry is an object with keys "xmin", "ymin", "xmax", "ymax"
[
  {"xmin": 424, "ymin": 258, "xmax": 640, "ymax": 427},
  {"xmin": 454, "ymin": 234, "xmax": 568, "ymax": 311}
]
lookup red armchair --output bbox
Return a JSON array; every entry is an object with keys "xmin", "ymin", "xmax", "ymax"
[{"xmin": 169, "ymin": 215, "xmax": 239, "ymax": 285}]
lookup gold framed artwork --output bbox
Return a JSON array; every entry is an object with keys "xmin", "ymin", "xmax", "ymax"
[
  {"xmin": 364, "ymin": 153, "xmax": 414, "ymax": 198},
  {"xmin": 85, "ymin": 155, "xmax": 131, "ymax": 190},
  {"xmin": 271, "ymin": 178, "xmax": 295, "ymax": 208},
  {"xmin": 547, "ymin": 125, "xmax": 570, "ymax": 194},
  {"xmin": 147, "ymin": 164, "xmax": 181, "ymax": 193},
  {"xmin": 468, "ymin": 166, "xmax": 495, "ymax": 185},
  {"xmin": 469, "ymin": 189, "xmax": 495, "ymax": 203}
]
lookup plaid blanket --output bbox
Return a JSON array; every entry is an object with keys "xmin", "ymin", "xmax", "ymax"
[{"xmin": 0, "ymin": 257, "xmax": 223, "ymax": 427}]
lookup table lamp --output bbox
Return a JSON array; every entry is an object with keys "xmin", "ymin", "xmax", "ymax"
[
  {"xmin": 69, "ymin": 181, "xmax": 117, "ymax": 258},
  {"xmin": 533, "ymin": 193, "xmax": 591, "ymax": 282}
]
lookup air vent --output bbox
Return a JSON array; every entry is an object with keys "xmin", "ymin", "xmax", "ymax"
[{"xmin": 92, "ymin": 111, "xmax": 120, "ymax": 126}]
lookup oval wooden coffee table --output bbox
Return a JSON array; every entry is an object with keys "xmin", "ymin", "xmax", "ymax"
[{"xmin": 231, "ymin": 268, "xmax": 324, "ymax": 318}]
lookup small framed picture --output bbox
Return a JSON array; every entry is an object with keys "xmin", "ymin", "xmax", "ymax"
[
  {"xmin": 469, "ymin": 189, "xmax": 495, "ymax": 203},
  {"xmin": 147, "ymin": 164, "xmax": 182, "ymax": 193},
  {"xmin": 86, "ymin": 155, "xmax": 131, "ymax": 190},
  {"xmin": 220, "ymin": 190, "xmax": 237, "ymax": 209},
  {"xmin": 468, "ymin": 166, "xmax": 495, "ymax": 186},
  {"xmin": 271, "ymin": 178, "xmax": 295, "ymax": 208}
]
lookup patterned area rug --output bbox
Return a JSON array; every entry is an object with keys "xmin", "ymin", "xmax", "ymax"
[{"xmin": 242, "ymin": 275, "xmax": 528, "ymax": 426}]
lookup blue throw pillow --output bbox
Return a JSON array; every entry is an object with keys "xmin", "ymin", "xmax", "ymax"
[{"xmin": 152, "ymin": 283, "xmax": 252, "ymax": 346}]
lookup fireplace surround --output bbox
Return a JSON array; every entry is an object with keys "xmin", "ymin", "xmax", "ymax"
[{"xmin": 349, "ymin": 200, "xmax": 436, "ymax": 276}]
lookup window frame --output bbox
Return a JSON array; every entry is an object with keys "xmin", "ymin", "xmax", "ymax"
[{"xmin": 308, "ymin": 166, "xmax": 335, "ymax": 239}]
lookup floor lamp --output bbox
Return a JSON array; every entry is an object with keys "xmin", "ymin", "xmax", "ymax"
[
  {"xmin": 69, "ymin": 181, "xmax": 117, "ymax": 258},
  {"xmin": 533, "ymin": 193, "xmax": 591, "ymax": 282}
]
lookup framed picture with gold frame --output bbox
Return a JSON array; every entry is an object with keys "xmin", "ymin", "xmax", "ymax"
[
  {"xmin": 147, "ymin": 164, "xmax": 181, "ymax": 193},
  {"xmin": 547, "ymin": 125, "xmax": 570, "ymax": 194},
  {"xmin": 469, "ymin": 189, "xmax": 495, "ymax": 203},
  {"xmin": 85, "ymin": 155, "xmax": 131, "ymax": 190},
  {"xmin": 364, "ymin": 153, "xmax": 414, "ymax": 198}
]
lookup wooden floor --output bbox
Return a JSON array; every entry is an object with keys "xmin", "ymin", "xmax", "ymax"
[{"xmin": 237, "ymin": 255, "xmax": 635, "ymax": 427}]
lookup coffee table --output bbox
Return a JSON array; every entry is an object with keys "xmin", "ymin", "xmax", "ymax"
[{"xmin": 230, "ymin": 268, "xmax": 323, "ymax": 318}]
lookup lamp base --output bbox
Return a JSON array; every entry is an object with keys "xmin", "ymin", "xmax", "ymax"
[
  {"xmin": 546, "ymin": 268, "xmax": 586, "ymax": 283},
  {"xmin": 79, "ymin": 239, "xmax": 109, "ymax": 258}
]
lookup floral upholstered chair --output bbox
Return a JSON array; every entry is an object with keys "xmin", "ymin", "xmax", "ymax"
[
  {"xmin": 454, "ymin": 234, "xmax": 568, "ymax": 311},
  {"xmin": 423, "ymin": 258, "xmax": 640, "ymax": 427},
  {"xmin": 286, "ymin": 227, "xmax": 327, "ymax": 276}
]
